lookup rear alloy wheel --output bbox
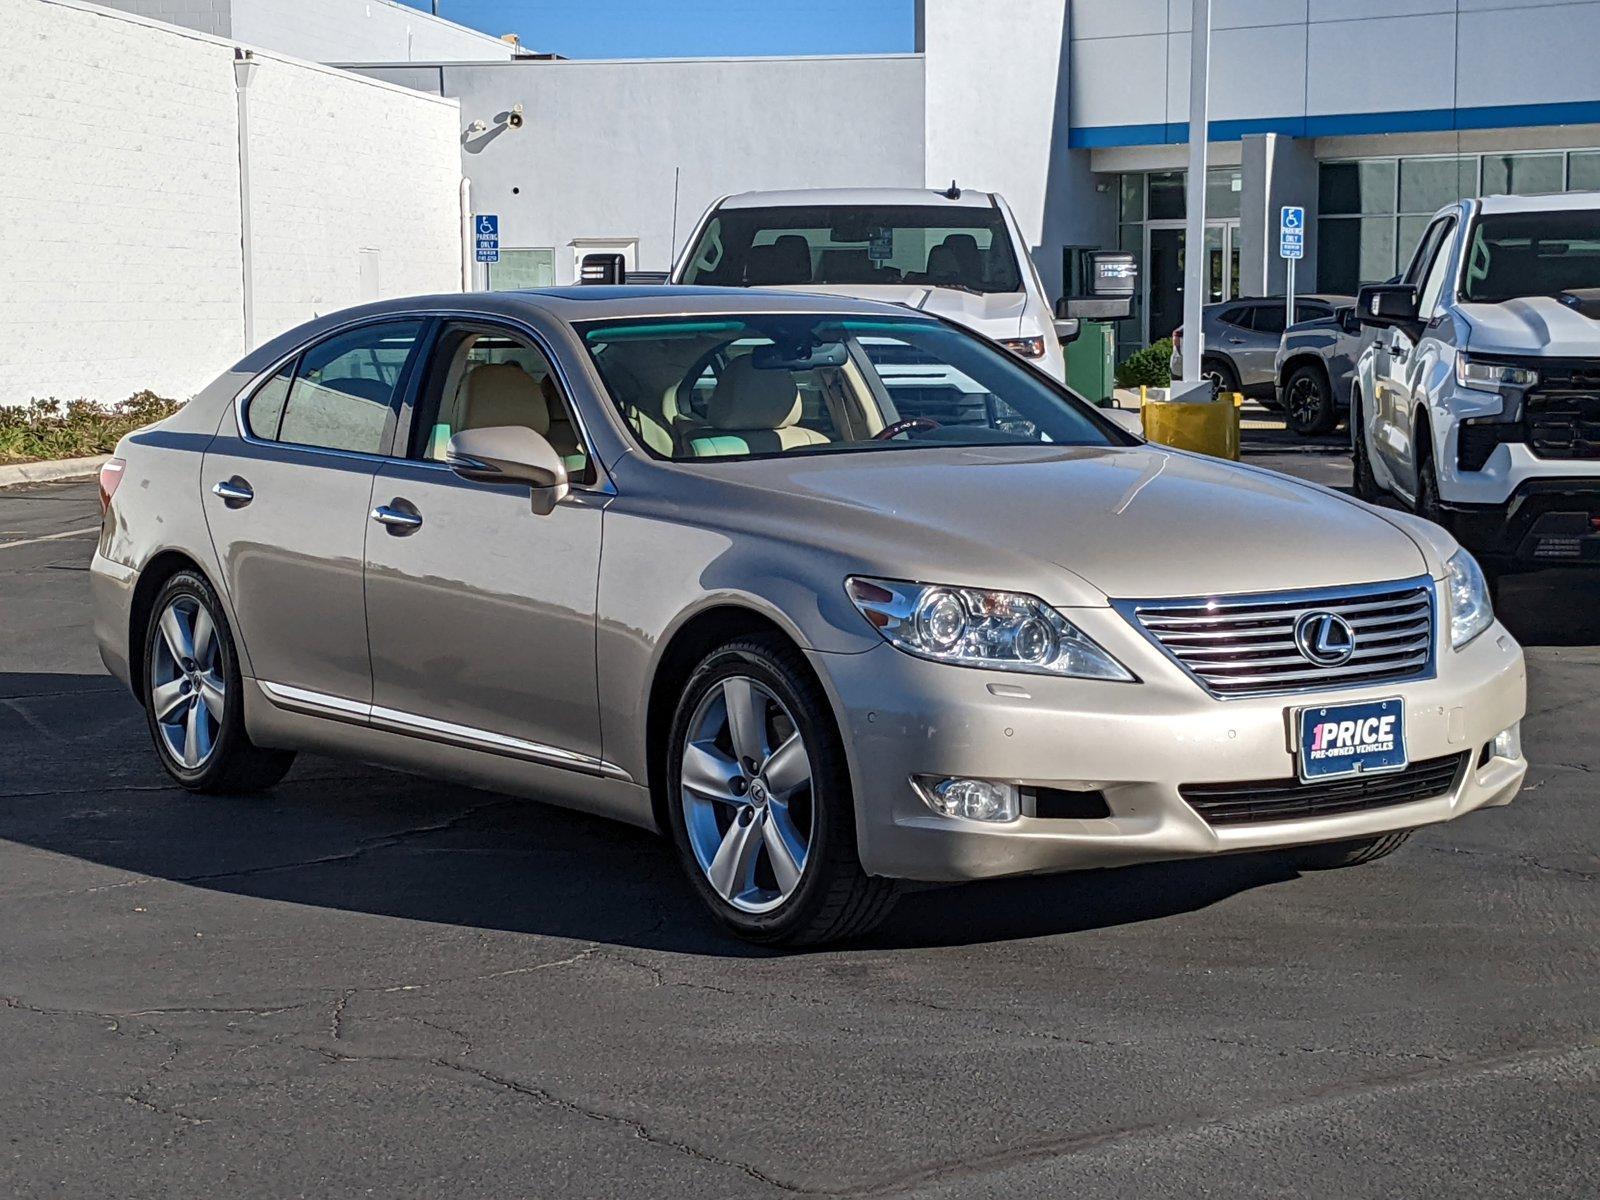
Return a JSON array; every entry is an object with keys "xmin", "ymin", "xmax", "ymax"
[
  {"xmin": 1284, "ymin": 364, "xmax": 1337, "ymax": 437},
  {"xmin": 665, "ymin": 636, "xmax": 898, "ymax": 945},
  {"xmin": 1292, "ymin": 830, "xmax": 1412, "ymax": 870},
  {"xmin": 143, "ymin": 571, "xmax": 295, "ymax": 793}
]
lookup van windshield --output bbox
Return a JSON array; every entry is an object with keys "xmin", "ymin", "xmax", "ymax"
[
  {"xmin": 1462, "ymin": 210, "xmax": 1600, "ymax": 303},
  {"xmin": 680, "ymin": 204, "xmax": 1023, "ymax": 294}
]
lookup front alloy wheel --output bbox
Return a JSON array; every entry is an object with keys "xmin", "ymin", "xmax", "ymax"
[
  {"xmin": 681, "ymin": 676, "xmax": 814, "ymax": 912},
  {"xmin": 664, "ymin": 636, "xmax": 898, "ymax": 945}
]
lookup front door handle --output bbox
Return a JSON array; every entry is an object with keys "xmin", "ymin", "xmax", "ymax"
[
  {"xmin": 371, "ymin": 502, "xmax": 423, "ymax": 534},
  {"xmin": 211, "ymin": 478, "xmax": 253, "ymax": 507}
]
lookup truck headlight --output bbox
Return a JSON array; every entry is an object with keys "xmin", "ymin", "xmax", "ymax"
[
  {"xmin": 846, "ymin": 577, "xmax": 1136, "ymax": 680},
  {"xmin": 1444, "ymin": 549, "xmax": 1493, "ymax": 649},
  {"xmin": 997, "ymin": 336, "xmax": 1047, "ymax": 359},
  {"xmin": 1456, "ymin": 355, "xmax": 1537, "ymax": 391}
]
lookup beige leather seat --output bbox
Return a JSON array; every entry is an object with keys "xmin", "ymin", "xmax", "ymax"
[
  {"xmin": 460, "ymin": 362, "xmax": 549, "ymax": 436},
  {"xmin": 686, "ymin": 357, "xmax": 830, "ymax": 457}
]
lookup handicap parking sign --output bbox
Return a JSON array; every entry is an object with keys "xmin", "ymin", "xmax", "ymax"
[
  {"xmin": 1281, "ymin": 205, "xmax": 1304, "ymax": 232},
  {"xmin": 475, "ymin": 213, "xmax": 499, "ymax": 263}
]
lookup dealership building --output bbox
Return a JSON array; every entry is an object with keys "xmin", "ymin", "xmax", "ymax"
[{"xmin": 10, "ymin": 0, "xmax": 1600, "ymax": 403}]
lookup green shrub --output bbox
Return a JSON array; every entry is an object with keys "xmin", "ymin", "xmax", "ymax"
[
  {"xmin": 1115, "ymin": 338, "xmax": 1173, "ymax": 391},
  {"xmin": 0, "ymin": 391, "xmax": 182, "ymax": 465}
]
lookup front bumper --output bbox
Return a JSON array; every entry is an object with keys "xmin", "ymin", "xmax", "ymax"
[
  {"xmin": 1444, "ymin": 479, "xmax": 1600, "ymax": 566},
  {"xmin": 809, "ymin": 620, "xmax": 1526, "ymax": 882}
]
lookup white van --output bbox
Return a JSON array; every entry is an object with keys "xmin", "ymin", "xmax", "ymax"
[
  {"xmin": 670, "ymin": 187, "xmax": 1083, "ymax": 381},
  {"xmin": 1354, "ymin": 192, "xmax": 1600, "ymax": 568}
]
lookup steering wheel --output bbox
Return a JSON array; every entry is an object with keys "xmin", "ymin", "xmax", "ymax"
[{"xmin": 872, "ymin": 416, "xmax": 942, "ymax": 441}]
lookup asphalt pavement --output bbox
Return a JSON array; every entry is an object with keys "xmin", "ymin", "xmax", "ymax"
[{"xmin": 1, "ymin": 465, "xmax": 1596, "ymax": 1199}]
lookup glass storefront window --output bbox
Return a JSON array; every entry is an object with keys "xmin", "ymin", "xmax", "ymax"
[
  {"xmin": 1206, "ymin": 168, "xmax": 1242, "ymax": 220},
  {"xmin": 1319, "ymin": 160, "xmax": 1396, "ymax": 216},
  {"xmin": 1569, "ymin": 152, "xmax": 1600, "ymax": 191},
  {"xmin": 488, "ymin": 248, "xmax": 555, "ymax": 290},
  {"xmin": 1119, "ymin": 174, "xmax": 1144, "ymax": 224},
  {"xmin": 1399, "ymin": 157, "xmax": 1477, "ymax": 214},
  {"xmin": 1148, "ymin": 172, "xmax": 1185, "ymax": 220},
  {"xmin": 1482, "ymin": 153, "xmax": 1564, "ymax": 196},
  {"xmin": 1317, "ymin": 217, "xmax": 1396, "ymax": 294}
]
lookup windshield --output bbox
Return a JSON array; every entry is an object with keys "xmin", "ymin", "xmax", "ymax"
[
  {"xmin": 579, "ymin": 314, "xmax": 1119, "ymax": 462},
  {"xmin": 1462, "ymin": 210, "xmax": 1600, "ymax": 303},
  {"xmin": 679, "ymin": 204, "xmax": 1023, "ymax": 294}
]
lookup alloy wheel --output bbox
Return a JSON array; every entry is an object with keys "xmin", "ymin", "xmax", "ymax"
[
  {"xmin": 680, "ymin": 675, "xmax": 815, "ymax": 913},
  {"xmin": 148, "ymin": 596, "xmax": 226, "ymax": 770},
  {"xmin": 1287, "ymin": 376, "xmax": 1319, "ymax": 427}
]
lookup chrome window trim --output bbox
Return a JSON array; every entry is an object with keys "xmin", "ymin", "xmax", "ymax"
[
  {"xmin": 257, "ymin": 680, "xmax": 632, "ymax": 782},
  {"xmin": 1112, "ymin": 575, "xmax": 1439, "ymax": 701},
  {"xmin": 228, "ymin": 307, "xmax": 616, "ymax": 494}
]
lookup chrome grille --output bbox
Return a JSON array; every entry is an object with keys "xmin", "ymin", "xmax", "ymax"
[{"xmin": 1116, "ymin": 578, "xmax": 1435, "ymax": 698}]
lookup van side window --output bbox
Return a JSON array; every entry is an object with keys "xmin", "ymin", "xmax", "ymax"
[{"xmin": 273, "ymin": 322, "xmax": 424, "ymax": 455}]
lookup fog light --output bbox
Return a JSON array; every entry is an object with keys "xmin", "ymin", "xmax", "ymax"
[
  {"xmin": 1491, "ymin": 723, "xmax": 1522, "ymax": 761},
  {"xmin": 918, "ymin": 777, "xmax": 1020, "ymax": 822}
]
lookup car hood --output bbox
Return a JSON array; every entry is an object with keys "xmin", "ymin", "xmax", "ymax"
[
  {"xmin": 668, "ymin": 444, "xmax": 1432, "ymax": 605},
  {"xmin": 1458, "ymin": 296, "xmax": 1600, "ymax": 357},
  {"xmin": 751, "ymin": 283, "xmax": 1030, "ymax": 337}
]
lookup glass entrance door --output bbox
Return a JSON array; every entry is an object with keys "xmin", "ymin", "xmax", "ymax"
[{"xmin": 1145, "ymin": 221, "xmax": 1240, "ymax": 343}]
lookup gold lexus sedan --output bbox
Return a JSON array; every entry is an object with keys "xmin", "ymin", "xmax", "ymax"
[{"xmin": 90, "ymin": 288, "xmax": 1528, "ymax": 945}]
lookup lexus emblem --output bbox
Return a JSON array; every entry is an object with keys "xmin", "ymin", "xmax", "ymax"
[{"xmin": 1294, "ymin": 611, "xmax": 1356, "ymax": 667}]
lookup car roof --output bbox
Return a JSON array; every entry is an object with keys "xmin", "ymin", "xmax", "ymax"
[
  {"xmin": 715, "ymin": 187, "xmax": 998, "ymax": 210},
  {"xmin": 1209, "ymin": 294, "xmax": 1352, "ymax": 310},
  {"xmin": 1473, "ymin": 190, "xmax": 1600, "ymax": 214}
]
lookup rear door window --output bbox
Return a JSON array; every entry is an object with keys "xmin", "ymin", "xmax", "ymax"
[
  {"xmin": 1247, "ymin": 305, "xmax": 1287, "ymax": 336},
  {"xmin": 273, "ymin": 322, "xmax": 424, "ymax": 454}
]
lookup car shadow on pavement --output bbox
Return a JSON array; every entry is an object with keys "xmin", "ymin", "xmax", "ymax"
[{"xmin": 0, "ymin": 671, "xmax": 1312, "ymax": 956}]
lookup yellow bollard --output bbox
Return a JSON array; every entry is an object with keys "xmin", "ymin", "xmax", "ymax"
[{"xmin": 1139, "ymin": 388, "xmax": 1241, "ymax": 461}]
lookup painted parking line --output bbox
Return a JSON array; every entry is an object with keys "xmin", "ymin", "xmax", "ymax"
[{"xmin": 0, "ymin": 524, "xmax": 101, "ymax": 551}]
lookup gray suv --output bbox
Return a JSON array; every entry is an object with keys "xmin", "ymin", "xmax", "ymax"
[
  {"xmin": 1275, "ymin": 304, "xmax": 1367, "ymax": 437},
  {"xmin": 1171, "ymin": 295, "xmax": 1350, "ymax": 399}
]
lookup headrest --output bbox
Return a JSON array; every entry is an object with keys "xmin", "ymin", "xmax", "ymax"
[
  {"xmin": 935, "ymin": 233, "xmax": 982, "ymax": 276},
  {"xmin": 709, "ymin": 356, "xmax": 802, "ymax": 431},
  {"xmin": 745, "ymin": 235, "xmax": 812, "ymax": 285},
  {"xmin": 462, "ymin": 363, "xmax": 549, "ymax": 435}
]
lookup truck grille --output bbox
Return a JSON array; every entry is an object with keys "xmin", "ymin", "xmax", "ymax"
[
  {"xmin": 1526, "ymin": 362, "xmax": 1600, "ymax": 460},
  {"xmin": 1116, "ymin": 579, "xmax": 1435, "ymax": 698},
  {"xmin": 1180, "ymin": 753, "xmax": 1468, "ymax": 826}
]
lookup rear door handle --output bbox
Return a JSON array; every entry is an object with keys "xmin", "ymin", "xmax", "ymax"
[
  {"xmin": 371, "ymin": 502, "xmax": 423, "ymax": 534},
  {"xmin": 211, "ymin": 478, "xmax": 253, "ymax": 507}
]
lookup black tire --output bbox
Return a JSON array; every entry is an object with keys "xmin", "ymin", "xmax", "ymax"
[
  {"xmin": 1415, "ymin": 449, "xmax": 1448, "ymax": 528},
  {"xmin": 1284, "ymin": 363, "xmax": 1337, "ymax": 437},
  {"xmin": 1292, "ymin": 830, "xmax": 1412, "ymax": 870},
  {"xmin": 142, "ymin": 570, "xmax": 295, "ymax": 793},
  {"xmin": 664, "ymin": 635, "xmax": 899, "ymax": 946},
  {"xmin": 1351, "ymin": 394, "xmax": 1383, "ymax": 502},
  {"xmin": 1202, "ymin": 356, "xmax": 1240, "ymax": 398}
]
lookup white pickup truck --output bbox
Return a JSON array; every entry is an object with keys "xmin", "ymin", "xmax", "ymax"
[
  {"xmin": 670, "ymin": 187, "xmax": 1133, "ymax": 385},
  {"xmin": 1354, "ymin": 192, "xmax": 1600, "ymax": 569}
]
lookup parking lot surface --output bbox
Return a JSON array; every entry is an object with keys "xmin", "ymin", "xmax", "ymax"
[{"xmin": 2, "ymin": 465, "xmax": 1597, "ymax": 1199}]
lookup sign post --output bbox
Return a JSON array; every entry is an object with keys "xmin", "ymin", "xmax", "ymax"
[
  {"xmin": 1180, "ymin": 0, "xmax": 1212, "ymax": 389},
  {"xmin": 1280, "ymin": 205, "xmax": 1305, "ymax": 330}
]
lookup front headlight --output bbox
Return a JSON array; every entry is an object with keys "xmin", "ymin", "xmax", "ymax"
[
  {"xmin": 997, "ymin": 336, "xmax": 1047, "ymax": 359},
  {"xmin": 1444, "ymin": 548, "xmax": 1493, "ymax": 649},
  {"xmin": 1456, "ymin": 355, "xmax": 1537, "ymax": 391},
  {"xmin": 845, "ymin": 577, "xmax": 1136, "ymax": 680}
]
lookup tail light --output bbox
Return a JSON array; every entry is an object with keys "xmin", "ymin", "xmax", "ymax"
[{"xmin": 98, "ymin": 458, "xmax": 126, "ymax": 515}]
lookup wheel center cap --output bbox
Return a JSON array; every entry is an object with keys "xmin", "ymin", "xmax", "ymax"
[{"xmin": 749, "ymin": 781, "xmax": 768, "ymax": 807}]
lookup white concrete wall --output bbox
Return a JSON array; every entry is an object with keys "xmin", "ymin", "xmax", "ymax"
[
  {"xmin": 358, "ymin": 55, "xmax": 927, "ymax": 282},
  {"xmin": 97, "ymin": 0, "xmax": 515, "ymax": 64},
  {"xmin": 0, "ymin": 0, "xmax": 463, "ymax": 405}
]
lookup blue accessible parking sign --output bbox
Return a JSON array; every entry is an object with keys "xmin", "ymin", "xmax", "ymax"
[
  {"xmin": 475, "ymin": 214, "xmax": 499, "ymax": 263},
  {"xmin": 1280, "ymin": 206, "xmax": 1305, "ymax": 260}
]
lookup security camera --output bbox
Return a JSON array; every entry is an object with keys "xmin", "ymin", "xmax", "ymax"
[{"xmin": 507, "ymin": 103, "xmax": 525, "ymax": 129}]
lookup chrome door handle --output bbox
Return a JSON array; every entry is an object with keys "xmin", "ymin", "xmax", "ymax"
[
  {"xmin": 211, "ymin": 478, "xmax": 253, "ymax": 506},
  {"xmin": 371, "ymin": 503, "xmax": 423, "ymax": 533}
]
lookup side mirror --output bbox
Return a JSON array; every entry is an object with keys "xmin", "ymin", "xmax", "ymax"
[
  {"xmin": 1336, "ymin": 306, "xmax": 1361, "ymax": 336},
  {"xmin": 1054, "ymin": 317, "xmax": 1081, "ymax": 345},
  {"xmin": 1356, "ymin": 284, "xmax": 1420, "ymax": 334},
  {"xmin": 446, "ymin": 425, "xmax": 569, "ymax": 515},
  {"xmin": 579, "ymin": 253, "xmax": 627, "ymax": 285}
]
